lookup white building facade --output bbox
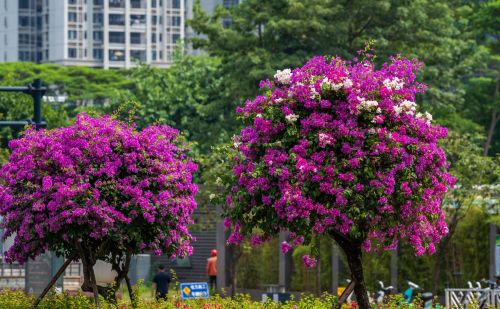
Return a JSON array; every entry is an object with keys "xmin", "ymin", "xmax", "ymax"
[{"xmin": 0, "ymin": 0, "xmax": 192, "ymax": 68}]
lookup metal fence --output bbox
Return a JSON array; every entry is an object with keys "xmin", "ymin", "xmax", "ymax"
[{"xmin": 445, "ymin": 288, "xmax": 500, "ymax": 308}]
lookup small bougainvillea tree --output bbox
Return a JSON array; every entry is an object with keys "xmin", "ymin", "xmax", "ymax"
[
  {"xmin": 0, "ymin": 114, "xmax": 198, "ymax": 303},
  {"xmin": 223, "ymin": 54, "xmax": 454, "ymax": 308}
]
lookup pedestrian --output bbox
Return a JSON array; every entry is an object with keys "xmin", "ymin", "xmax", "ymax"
[
  {"xmin": 152, "ymin": 264, "xmax": 171, "ymax": 301},
  {"xmin": 206, "ymin": 249, "xmax": 217, "ymax": 290}
]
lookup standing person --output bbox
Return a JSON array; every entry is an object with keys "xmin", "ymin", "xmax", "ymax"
[
  {"xmin": 152, "ymin": 264, "xmax": 171, "ymax": 301},
  {"xmin": 206, "ymin": 249, "xmax": 217, "ymax": 290}
]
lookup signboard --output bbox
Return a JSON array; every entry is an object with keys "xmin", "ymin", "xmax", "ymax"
[
  {"xmin": 180, "ymin": 282, "xmax": 209, "ymax": 299},
  {"xmin": 496, "ymin": 235, "xmax": 500, "ymax": 276}
]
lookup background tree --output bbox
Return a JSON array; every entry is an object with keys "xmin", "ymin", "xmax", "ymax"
[
  {"xmin": 431, "ymin": 132, "xmax": 499, "ymax": 294},
  {"xmin": 107, "ymin": 53, "xmax": 233, "ymax": 154},
  {"xmin": 190, "ymin": 0, "xmax": 486, "ymax": 141},
  {"xmin": 0, "ymin": 114, "xmax": 198, "ymax": 306}
]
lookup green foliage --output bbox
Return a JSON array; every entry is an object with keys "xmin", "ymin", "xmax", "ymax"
[
  {"xmin": 190, "ymin": 0, "xmax": 488, "ymax": 141},
  {"xmin": 107, "ymin": 54, "xmax": 233, "ymax": 153},
  {"xmin": 0, "ymin": 62, "xmax": 130, "ymax": 103}
]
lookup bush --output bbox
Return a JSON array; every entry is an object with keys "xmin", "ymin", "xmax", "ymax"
[{"xmin": 0, "ymin": 288, "xmax": 437, "ymax": 309}]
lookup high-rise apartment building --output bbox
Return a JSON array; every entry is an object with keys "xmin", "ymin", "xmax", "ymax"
[{"xmin": 0, "ymin": 0, "xmax": 192, "ymax": 68}]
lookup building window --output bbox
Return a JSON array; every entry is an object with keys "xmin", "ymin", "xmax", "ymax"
[
  {"xmin": 68, "ymin": 30, "xmax": 77, "ymax": 40},
  {"xmin": 171, "ymin": 16, "xmax": 181, "ymax": 27},
  {"xmin": 93, "ymin": 13, "xmax": 103, "ymax": 25},
  {"xmin": 109, "ymin": 31, "xmax": 125, "ymax": 43},
  {"xmin": 68, "ymin": 48, "xmax": 77, "ymax": 58},
  {"xmin": 109, "ymin": 0, "xmax": 124, "ymax": 8},
  {"xmin": 109, "ymin": 49, "xmax": 124, "ymax": 61},
  {"xmin": 4, "ymin": 17, "xmax": 7, "ymax": 28},
  {"xmin": 130, "ymin": 50, "xmax": 146, "ymax": 61},
  {"xmin": 152, "ymin": 51, "xmax": 157, "ymax": 60},
  {"xmin": 152, "ymin": 16, "xmax": 157, "ymax": 24},
  {"xmin": 18, "ymin": 34, "xmax": 30, "ymax": 45},
  {"xmin": 152, "ymin": 0, "xmax": 156, "ymax": 7},
  {"xmin": 131, "ymin": 0, "xmax": 145, "ymax": 9},
  {"xmin": 19, "ymin": 51, "xmax": 30, "ymax": 61},
  {"xmin": 159, "ymin": 33, "xmax": 162, "ymax": 42},
  {"xmin": 93, "ymin": 0, "xmax": 103, "ymax": 4},
  {"xmin": 93, "ymin": 48, "xmax": 103, "ymax": 59},
  {"xmin": 130, "ymin": 32, "xmax": 143, "ymax": 44},
  {"xmin": 151, "ymin": 33, "xmax": 156, "ymax": 43},
  {"xmin": 93, "ymin": 31, "xmax": 103, "ymax": 41},
  {"xmin": 68, "ymin": 12, "xmax": 77, "ymax": 22},
  {"xmin": 68, "ymin": 0, "xmax": 77, "ymax": 4},
  {"xmin": 109, "ymin": 14, "xmax": 124, "ymax": 26},
  {"xmin": 19, "ymin": 0, "xmax": 30, "ymax": 9},
  {"xmin": 19, "ymin": 16, "xmax": 30, "ymax": 27},
  {"xmin": 172, "ymin": 33, "xmax": 180, "ymax": 44},
  {"xmin": 172, "ymin": 0, "xmax": 180, "ymax": 9},
  {"xmin": 130, "ymin": 14, "xmax": 145, "ymax": 26},
  {"xmin": 223, "ymin": 0, "xmax": 239, "ymax": 7}
]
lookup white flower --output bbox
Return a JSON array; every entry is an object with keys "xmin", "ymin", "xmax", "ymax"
[
  {"xmin": 256, "ymin": 113, "xmax": 263, "ymax": 118},
  {"xmin": 232, "ymin": 135, "xmax": 242, "ymax": 148},
  {"xmin": 376, "ymin": 107, "xmax": 382, "ymax": 114},
  {"xmin": 209, "ymin": 193, "xmax": 216, "ymax": 200},
  {"xmin": 310, "ymin": 86, "xmax": 321, "ymax": 100},
  {"xmin": 416, "ymin": 112, "xmax": 423, "ymax": 118},
  {"xmin": 368, "ymin": 128, "xmax": 377, "ymax": 134},
  {"xmin": 357, "ymin": 99, "xmax": 379, "ymax": 111},
  {"xmin": 215, "ymin": 177, "xmax": 222, "ymax": 185},
  {"xmin": 393, "ymin": 105, "xmax": 403, "ymax": 115},
  {"xmin": 275, "ymin": 98, "xmax": 284, "ymax": 104},
  {"xmin": 274, "ymin": 69, "xmax": 292, "ymax": 84},
  {"xmin": 383, "ymin": 77, "xmax": 404, "ymax": 90},
  {"xmin": 321, "ymin": 77, "xmax": 332, "ymax": 88},
  {"xmin": 285, "ymin": 114, "xmax": 299, "ymax": 122},
  {"xmin": 333, "ymin": 83, "xmax": 343, "ymax": 91},
  {"xmin": 343, "ymin": 78, "xmax": 353, "ymax": 89},
  {"xmin": 318, "ymin": 132, "xmax": 334, "ymax": 146},
  {"xmin": 424, "ymin": 111, "xmax": 433, "ymax": 121},
  {"xmin": 400, "ymin": 100, "xmax": 416, "ymax": 111}
]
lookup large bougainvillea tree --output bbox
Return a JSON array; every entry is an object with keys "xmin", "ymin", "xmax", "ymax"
[
  {"xmin": 223, "ymin": 54, "xmax": 454, "ymax": 308},
  {"xmin": 0, "ymin": 114, "xmax": 198, "ymax": 304}
]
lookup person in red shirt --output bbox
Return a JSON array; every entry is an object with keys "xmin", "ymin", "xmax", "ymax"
[{"xmin": 206, "ymin": 249, "xmax": 217, "ymax": 290}]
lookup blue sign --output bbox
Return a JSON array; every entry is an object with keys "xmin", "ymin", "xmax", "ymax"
[{"xmin": 180, "ymin": 282, "xmax": 209, "ymax": 299}]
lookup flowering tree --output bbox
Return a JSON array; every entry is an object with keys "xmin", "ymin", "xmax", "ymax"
[
  {"xmin": 0, "ymin": 114, "xmax": 198, "ymax": 304},
  {"xmin": 223, "ymin": 54, "xmax": 454, "ymax": 308}
]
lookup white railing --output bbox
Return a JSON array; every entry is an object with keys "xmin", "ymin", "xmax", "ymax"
[{"xmin": 445, "ymin": 289, "xmax": 500, "ymax": 308}]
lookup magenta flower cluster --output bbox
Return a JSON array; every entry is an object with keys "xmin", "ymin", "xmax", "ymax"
[
  {"xmin": 226, "ymin": 55, "xmax": 454, "ymax": 262},
  {"xmin": 0, "ymin": 114, "xmax": 198, "ymax": 263}
]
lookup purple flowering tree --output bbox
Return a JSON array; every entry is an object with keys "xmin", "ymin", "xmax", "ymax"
[
  {"xmin": 223, "ymin": 55, "xmax": 454, "ymax": 308},
  {"xmin": 0, "ymin": 114, "xmax": 198, "ymax": 304}
]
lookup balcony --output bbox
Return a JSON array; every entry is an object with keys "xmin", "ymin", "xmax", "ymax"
[
  {"xmin": 108, "ymin": 0, "xmax": 124, "ymax": 8},
  {"xmin": 109, "ymin": 49, "xmax": 125, "ymax": 61},
  {"xmin": 130, "ymin": 50, "xmax": 146, "ymax": 62},
  {"xmin": 109, "ymin": 14, "xmax": 125, "ymax": 26},
  {"xmin": 130, "ymin": 14, "xmax": 146, "ymax": 27},
  {"xmin": 130, "ymin": 32, "xmax": 146, "ymax": 45},
  {"xmin": 130, "ymin": 0, "xmax": 146, "ymax": 9}
]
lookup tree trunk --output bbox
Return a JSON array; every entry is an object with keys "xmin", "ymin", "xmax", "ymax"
[
  {"xmin": 331, "ymin": 232, "xmax": 370, "ymax": 309},
  {"xmin": 484, "ymin": 68, "xmax": 500, "ymax": 156},
  {"xmin": 89, "ymin": 264, "xmax": 101, "ymax": 308},
  {"xmin": 316, "ymin": 239, "xmax": 321, "ymax": 297},
  {"xmin": 125, "ymin": 276, "xmax": 136, "ymax": 307}
]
